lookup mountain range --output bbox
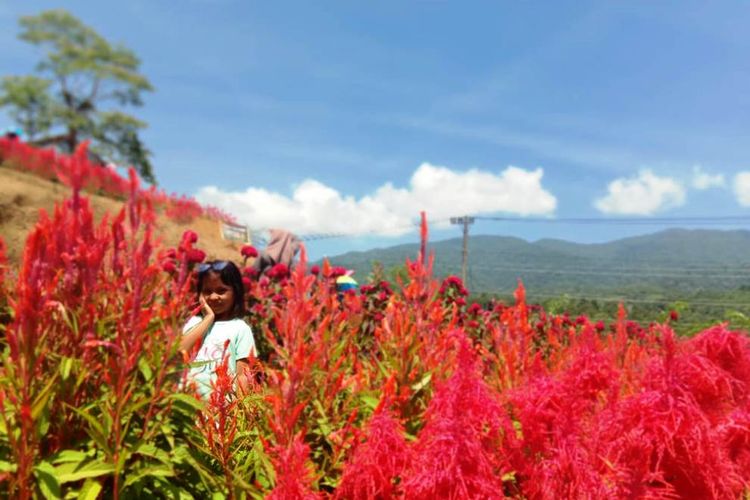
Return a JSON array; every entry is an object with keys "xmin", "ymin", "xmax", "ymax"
[{"xmin": 323, "ymin": 229, "xmax": 750, "ymax": 297}]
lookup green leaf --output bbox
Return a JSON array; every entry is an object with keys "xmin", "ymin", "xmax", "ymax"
[
  {"xmin": 133, "ymin": 443, "xmax": 172, "ymax": 466},
  {"xmin": 359, "ymin": 393, "xmax": 380, "ymax": 411},
  {"xmin": 0, "ymin": 460, "xmax": 17, "ymax": 473},
  {"xmin": 34, "ymin": 460, "xmax": 61, "ymax": 500},
  {"xmin": 150, "ymin": 478, "xmax": 196, "ymax": 500},
  {"xmin": 57, "ymin": 459, "xmax": 114, "ymax": 483},
  {"xmin": 52, "ymin": 450, "xmax": 90, "ymax": 464},
  {"xmin": 312, "ymin": 400, "xmax": 333, "ymax": 436},
  {"xmin": 512, "ymin": 419, "xmax": 523, "ymax": 440},
  {"xmin": 168, "ymin": 393, "xmax": 205, "ymax": 412},
  {"xmin": 123, "ymin": 464, "xmax": 174, "ymax": 488},
  {"xmin": 60, "ymin": 357, "xmax": 74, "ymax": 381},
  {"xmin": 137, "ymin": 357, "xmax": 153, "ymax": 382},
  {"xmin": 68, "ymin": 406, "xmax": 109, "ymax": 453},
  {"xmin": 411, "ymin": 372, "xmax": 432, "ymax": 393},
  {"xmin": 77, "ymin": 479, "xmax": 102, "ymax": 500},
  {"xmin": 32, "ymin": 373, "xmax": 59, "ymax": 420}
]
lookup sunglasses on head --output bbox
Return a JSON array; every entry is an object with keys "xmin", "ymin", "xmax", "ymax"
[{"xmin": 197, "ymin": 261, "xmax": 230, "ymax": 273}]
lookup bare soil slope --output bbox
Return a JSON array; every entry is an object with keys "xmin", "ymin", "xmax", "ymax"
[{"xmin": 0, "ymin": 167, "xmax": 244, "ymax": 265}]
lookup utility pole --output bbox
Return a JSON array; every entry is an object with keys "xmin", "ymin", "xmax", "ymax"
[{"xmin": 450, "ymin": 216, "xmax": 475, "ymax": 285}]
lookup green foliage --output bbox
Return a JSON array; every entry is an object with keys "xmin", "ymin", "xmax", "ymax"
[
  {"xmin": 0, "ymin": 76, "xmax": 55, "ymax": 140},
  {"xmin": 1, "ymin": 9, "xmax": 155, "ymax": 183}
]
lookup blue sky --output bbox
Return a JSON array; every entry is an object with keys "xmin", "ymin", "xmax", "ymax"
[{"xmin": 2, "ymin": 1, "xmax": 750, "ymax": 259}]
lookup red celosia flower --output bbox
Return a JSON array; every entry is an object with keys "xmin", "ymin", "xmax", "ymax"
[
  {"xmin": 161, "ymin": 260, "xmax": 177, "ymax": 273},
  {"xmin": 241, "ymin": 244, "xmax": 258, "ymax": 258},
  {"xmin": 182, "ymin": 229, "xmax": 199, "ymax": 244},
  {"xmin": 669, "ymin": 310, "xmax": 679, "ymax": 322},
  {"xmin": 330, "ymin": 266, "xmax": 347, "ymax": 278},
  {"xmin": 187, "ymin": 248, "xmax": 206, "ymax": 264},
  {"xmin": 310, "ymin": 265, "xmax": 320, "ymax": 276},
  {"xmin": 267, "ymin": 263, "xmax": 289, "ymax": 279},
  {"xmin": 242, "ymin": 277, "xmax": 252, "ymax": 290}
]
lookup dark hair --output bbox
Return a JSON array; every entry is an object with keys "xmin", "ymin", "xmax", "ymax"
[{"xmin": 196, "ymin": 260, "xmax": 246, "ymax": 319}]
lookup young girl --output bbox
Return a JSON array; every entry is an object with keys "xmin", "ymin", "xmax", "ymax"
[{"xmin": 180, "ymin": 260, "xmax": 255, "ymax": 399}]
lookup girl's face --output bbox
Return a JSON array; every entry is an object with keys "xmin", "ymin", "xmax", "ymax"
[{"xmin": 201, "ymin": 271, "xmax": 235, "ymax": 320}]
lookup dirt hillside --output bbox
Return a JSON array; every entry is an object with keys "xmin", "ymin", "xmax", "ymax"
[{"xmin": 0, "ymin": 167, "xmax": 246, "ymax": 265}]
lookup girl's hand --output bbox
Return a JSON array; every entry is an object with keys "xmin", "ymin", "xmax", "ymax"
[
  {"xmin": 199, "ymin": 294, "xmax": 215, "ymax": 319},
  {"xmin": 181, "ymin": 296, "xmax": 216, "ymax": 353}
]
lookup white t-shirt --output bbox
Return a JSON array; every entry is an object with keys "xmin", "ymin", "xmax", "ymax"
[{"xmin": 182, "ymin": 316, "xmax": 255, "ymax": 398}]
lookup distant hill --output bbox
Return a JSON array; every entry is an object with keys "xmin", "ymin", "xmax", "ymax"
[{"xmin": 323, "ymin": 229, "xmax": 750, "ymax": 296}]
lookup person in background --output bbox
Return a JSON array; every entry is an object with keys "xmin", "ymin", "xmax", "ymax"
[
  {"xmin": 252, "ymin": 229, "xmax": 301, "ymax": 275},
  {"xmin": 180, "ymin": 260, "xmax": 255, "ymax": 398},
  {"xmin": 335, "ymin": 270, "xmax": 359, "ymax": 297}
]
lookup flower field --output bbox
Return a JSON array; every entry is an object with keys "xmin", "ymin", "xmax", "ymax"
[{"xmin": 1, "ymin": 144, "xmax": 750, "ymax": 499}]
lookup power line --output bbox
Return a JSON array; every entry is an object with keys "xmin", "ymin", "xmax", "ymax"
[
  {"xmin": 467, "ymin": 264, "xmax": 750, "ymax": 280},
  {"xmin": 473, "ymin": 215, "xmax": 750, "ymax": 226},
  {"xmin": 249, "ymin": 222, "xmax": 421, "ymax": 245},
  {"xmin": 474, "ymin": 263, "xmax": 750, "ymax": 273},
  {"xmin": 482, "ymin": 290, "xmax": 750, "ymax": 308}
]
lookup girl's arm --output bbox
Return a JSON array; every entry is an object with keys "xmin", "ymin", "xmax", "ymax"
[
  {"xmin": 179, "ymin": 295, "xmax": 215, "ymax": 353},
  {"xmin": 236, "ymin": 359, "xmax": 251, "ymax": 394}
]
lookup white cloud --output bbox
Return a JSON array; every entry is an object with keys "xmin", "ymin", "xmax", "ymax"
[
  {"xmin": 196, "ymin": 162, "xmax": 557, "ymax": 236},
  {"xmin": 733, "ymin": 172, "xmax": 750, "ymax": 206},
  {"xmin": 594, "ymin": 170, "xmax": 686, "ymax": 215},
  {"xmin": 691, "ymin": 166, "xmax": 725, "ymax": 190}
]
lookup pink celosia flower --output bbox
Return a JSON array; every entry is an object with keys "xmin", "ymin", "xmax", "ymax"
[
  {"xmin": 336, "ymin": 406, "xmax": 410, "ymax": 499},
  {"xmin": 267, "ymin": 435, "xmax": 321, "ymax": 500},
  {"xmin": 401, "ymin": 333, "xmax": 515, "ymax": 499}
]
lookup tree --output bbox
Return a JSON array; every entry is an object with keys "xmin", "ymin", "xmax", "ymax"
[
  {"xmin": 0, "ymin": 10, "xmax": 156, "ymax": 183},
  {"xmin": 0, "ymin": 76, "xmax": 55, "ymax": 141}
]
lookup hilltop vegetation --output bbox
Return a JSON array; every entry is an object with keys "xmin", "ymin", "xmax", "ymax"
[{"xmin": 0, "ymin": 139, "xmax": 243, "ymax": 263}]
